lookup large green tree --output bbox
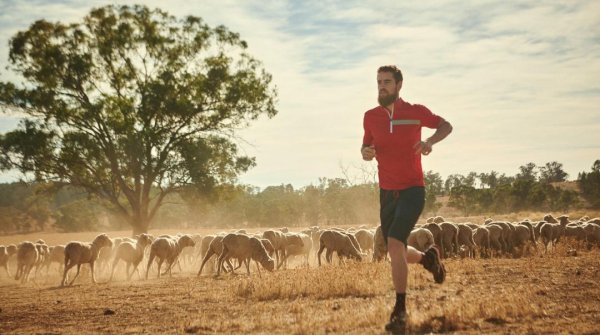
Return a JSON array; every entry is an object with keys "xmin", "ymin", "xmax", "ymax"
[{"xmin": 0, "ymin": 5, "xmax": 277, "ymax": 234}]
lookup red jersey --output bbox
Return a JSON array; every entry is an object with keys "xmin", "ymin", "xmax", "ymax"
[{"xmin": 362, "ymin": 98, "xmax": 442, "ymax": 190}]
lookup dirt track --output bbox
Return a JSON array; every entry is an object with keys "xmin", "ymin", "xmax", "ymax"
[{"xmin": 1, "ymin": 243, "xmax": 599, "ymax": 334}]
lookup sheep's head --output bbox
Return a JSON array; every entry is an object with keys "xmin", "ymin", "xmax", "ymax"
[
  {"xmin": 36, "ymin": 239, "xmax": 46, "ymax": 245},
  {"xmin": 93, "ymin": 234, "xmax": 113, "ymax": 249},
  {"xmin": 178, "ymin": 235, "xmax": 195, "ymax": 248},
  {"xmin": 558, "ymin": 215, "xmax": 570, "ymax": 225},
  {"xmin": 7, "ymin": 244, "xmax": 17, "ymax": 255},
  {"xmin": 263, "ymin": 258, "xmax": 275, "ymax": 272},
  {"xmin": 138, "ymin": 233, "xmax": 153, "ymax": 247}
]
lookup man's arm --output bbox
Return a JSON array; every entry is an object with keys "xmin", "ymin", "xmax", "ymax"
[
  {"xmin": 426, "ymin": 119, "xmax": 452, "ymax": 146},
  {"xmin": 414, "ymin": 119, "xmax": 453, "ymax": 155}
]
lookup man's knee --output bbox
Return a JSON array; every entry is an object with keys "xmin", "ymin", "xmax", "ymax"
[{"xmin": 388, "ymin": 237, "xmax": 407, "ymax": 255}]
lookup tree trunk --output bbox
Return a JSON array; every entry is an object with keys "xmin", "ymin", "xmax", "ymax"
[{"xmin": 131, "ymin": 219, "xmax": 149, "ymax": 236}]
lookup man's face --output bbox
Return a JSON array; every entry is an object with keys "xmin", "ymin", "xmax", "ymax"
[{"xmin": 377, "ymin": 71, "xmax": 401, "ymax": 107}]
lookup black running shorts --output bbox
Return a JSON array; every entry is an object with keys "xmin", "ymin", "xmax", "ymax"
[{"xmin": 379, "ymin": 186, "xmax": 425, "ymax": 247}]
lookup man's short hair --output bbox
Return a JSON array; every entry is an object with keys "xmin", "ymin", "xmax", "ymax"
[{"xmin": 378, "ymin": 65, "xmax": 403, "ymax": 83}]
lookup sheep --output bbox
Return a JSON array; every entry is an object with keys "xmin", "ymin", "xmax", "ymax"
[
  {"xmin": 407, "ymin": 228, "xmax": 434, "ymax": 252},
  {"xmin": 485, "ymin": 224, "xmax": 505, "ymax": 257},
  {"xmin": 145, "ymin": 235, "xmax": 195, "ymax": 279},
  {"xmin": 438, "ymin": 222, "xmax": 459, "ymax": 258},
  {"xmin": 486, "ymin": 221, "xmax": 514, "ymax": 253},
  {"xmin": 179, "ymin": 234, "xmax": 203, "ymax": 266},
  {"xmin": 0, "ymin": 244, "xmax": 18, "ymax": 277},
  {"xmin": 41, "ymin": 245, "xmax": 65, "ymax": 275},
  {"xmin": 587, "ymin": 218, "xmax": 600, "ymax": 225},
  {"xmin": 216, "ymin": 234, "xmax": 275, "ymax": 276},
  {"xmin": 60, "ymin": 234, "xmax": 113, "ymax": 286},
  {"xmin": 540, "ymin": 218, "xmax": 569, "ymax": 252},
  {"xmin": 583, "ymin": 223, "xmax": 600, "ymax": 245},
  {"xmin": 342, "ymin": 232, "xmax": 363, "ymax": 254},
  {"xmin": 472, "ymin": 227, "xmax": 491, "ymax": 258},
  {"xmin": 422, "ymin": 223, "xmax": 443, "ymax": 251},
  {"xmin": 372, "ymin": 226, "xmax": 387, "ymax": 262},
  {"xmin": 262, "ymin": 230, "xmax": 287, "ymax": 267},
  {"xmin": 34, "ymin": 242, "xmax": 50, "ymax": 276},
  {"xmin": 432, "ymin": 216, "xmax": 445, "ymax": 224},
  {"xmin": 354, "ymin": 229, "xmax": 374, "ymax": 254},
  {"xmin": 110, "ymin": 233, "xmax": 153, "ymax": 281},
  {"xmin": 96, "ymin": 237, "xmax": 124, "ymax": 274},
  {"xmin": 455, "ymin": 224, "xmax": 477, "ymax": 258},
  {"xmin": 543, "ymin": 214, "xmax": 558, "ymax": 224},
  {"xmin": 197, "ymin": 235, "xmax": 237, "ymax": 276},
  {"xmin": 511, "ymin": 225, "xmax": 536, "ymax": 257},
  {"xmin": 318, "ymin": 230, "xmax": 362, "ymax": 266},
  {"xmin": 15, "ymin": 242, "xmax": 39, "ymax": 283},
  {"xmin": 280, "ymin": 233, "xmax": 312, "ymax": 268},
  {"xmin": 564, "ymin": 225, "xmax": 587, "ymax": 242},
  {"xmin": 276, "ymin": 233, "xmax": 304, "ymax": 269}
]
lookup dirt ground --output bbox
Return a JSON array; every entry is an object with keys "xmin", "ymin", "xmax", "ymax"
[{"xmin": 1, "ymin": 232, "xmax": 599, "ymax": 335}]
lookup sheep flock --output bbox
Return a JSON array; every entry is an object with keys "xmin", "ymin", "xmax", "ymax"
[{"xmin": 1, "ymin": 213, "xmax": 599, "ymax": 286}]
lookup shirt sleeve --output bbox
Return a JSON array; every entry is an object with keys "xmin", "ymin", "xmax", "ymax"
[
  {"xmin": 416, "ymin": 105, "xmax": 443, "ymax": 128},
  {"xmin": 362, "ymin": 113, "xmax": 373, "ymax": 146}
]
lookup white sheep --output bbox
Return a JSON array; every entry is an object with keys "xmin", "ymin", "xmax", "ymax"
[
  {"xmin": 262, "ymin": 230, "xmax": 286, "ymax": 267},
  {"xmin": 540, "ymin": 217, "xmax": 569, "ymax": 252},
  {"xmin": 354, "ymin": 229, "xmax": 375, "ymax": 254},
  {"xmin": 145, "ymin": 235, "xmax": 195, "ymax": 279},
  {"xmin": 276, "ymin": 233, "xmax": 304, "ymax": 269},
  {"xmin": 511, "ymin": 225, "xmax": 535, "ymax": 257},
  {"xmin": 472, "ymin": 227, "xmax": 490, "ymax": 258},
  {"xmin": 216, "ymin": 233, "xmax": 275, "ymax": 276},
  {"xmin": 197, "ymin": 235, "xmax": 225, "ymax": 276},
  {"xmin": 110, "ymin": 233, "xmax": 153, "ymax": 281},
  {"xmin": 407, "ymin": 228, "xmax": 434, "ymax": 252},
  {"xmin": 15, "ymin": 242, "xmax": 39, "ymax": 283},
  {"xmin": 455, "ymin": 224, "xmax": 477, "ymax": 258},
  {"xmin": 0, "ymin": 244, "xmax": 18, "ymax": 277},
  {"xmin": 438, "ymin": 222, "xmax": 459, "ymax": 258},
  {"xmin": 41, "ymin": 245, "xmax": 65, "ymax": 275},
  {"xmin": 61, "ymin": 234, "xmax": 113, "ymax": 286},
  {"xmin": 280, "ymin": 233, "xmax": 312, "ymax": 268},
  {"xmin": 317, "ymin": 230, "xmax": 362, "ymax": 266}
]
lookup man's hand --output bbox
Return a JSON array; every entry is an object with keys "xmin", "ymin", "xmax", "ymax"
[
  {"xmin": 414, "ymin": 140, "xmax": 433, "ymax": 155},
  {"xmin": 361, "ymin": 145, "xmax": 376, "ymax": 161}
]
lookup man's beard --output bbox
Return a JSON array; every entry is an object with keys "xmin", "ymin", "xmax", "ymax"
[{"xmin": 378, "ymin": 91, "xmax": 398, "ymax": 107}]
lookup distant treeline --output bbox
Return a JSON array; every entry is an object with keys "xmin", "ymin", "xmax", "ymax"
[{"xmin": 1, "ymin": 160, "xmax": 599, "ymax": 234}]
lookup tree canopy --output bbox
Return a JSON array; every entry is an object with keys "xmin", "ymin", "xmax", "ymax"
[{"xmin": 0, "ymin": 5, "xmax": 278, "ymax": 234}]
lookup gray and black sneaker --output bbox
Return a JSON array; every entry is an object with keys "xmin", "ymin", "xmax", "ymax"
[{"xmin": 421, "ymin": 245, "xmax": 446, "ymax": 284}]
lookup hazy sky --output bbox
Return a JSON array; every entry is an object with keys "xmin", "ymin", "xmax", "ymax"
[{"xmin": 1, "ymin": 0, "xmax": 599, "ymax": 188}]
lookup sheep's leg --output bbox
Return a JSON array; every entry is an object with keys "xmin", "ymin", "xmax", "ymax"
[
  {"xmin": 69, "ymin": 264, "xmax": 82, "ymax": 286},
  {"xmin": 225, "ymin": 258, "xmax": 235, "ymax": 274},
  {"xmin": 61, "ymin": 260, "xmax": 74, "ymax": 286},
  {"xmin": 317, "ymin": 245, "xmax": 325, "ymax": 266},
  {"xmin": 156, "ymin": 259, "xmax": 163, "ymax": 278},
  {"xmin": 245, "ymin": 258, "xmax": 251, "ymax": 276},
  {"xmin": 197, "ymin": 249, "xmax": 215, "ymax": 276},
  {"xmin": 277, "ymin": 252, "xmax": 289, "ymax": 270},
  {"xmin": 109, "ymin": 257, "xmax": 120, "ymax": 281},
  {"xmin": 90, "ymin": 262, "xmax": 97, "ymax": 284},
  {"xmin": 145, "ymin": 254, "xmax": 155, "ymax": 280},
  {"xmin": 4, "ymin": 264, "xmax": 11, "ymax": 278},
  {"xmin": 216, "ymin": 250, "xmax": 229, "ymax": 276},
  {"xmin": 326, "ymin": 249, "xmax": 333, "ymax": 264}
]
